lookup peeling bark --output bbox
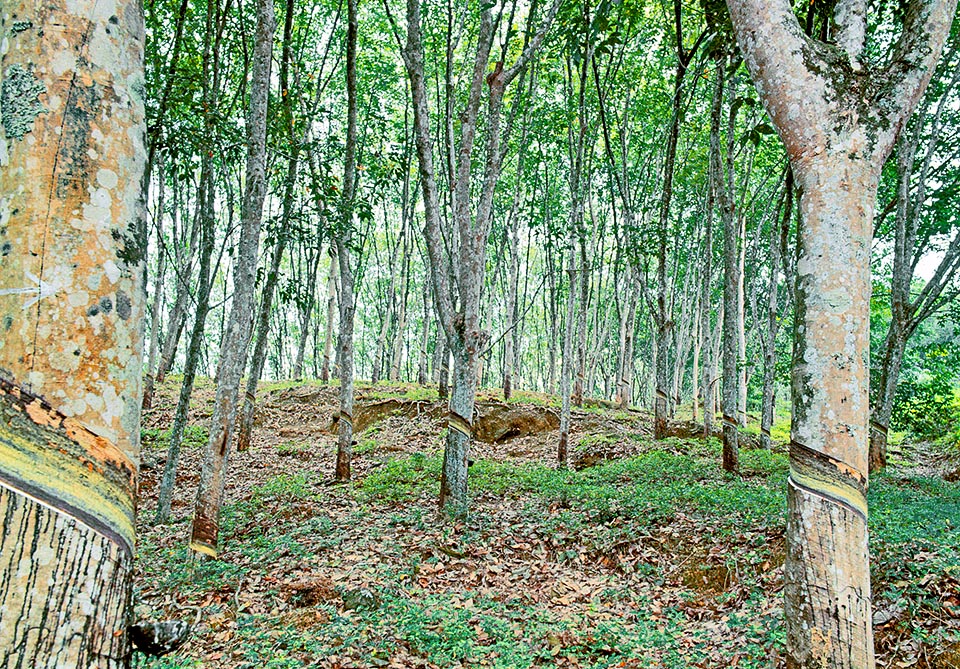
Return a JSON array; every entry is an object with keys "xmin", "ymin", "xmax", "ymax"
[
  {"xmin": 725, "ymin": 0, "xmax": 957, "ymax": 665},
  {"xmin": 0, "ymin": 0, "xmax": 145, "ymax": 663}
]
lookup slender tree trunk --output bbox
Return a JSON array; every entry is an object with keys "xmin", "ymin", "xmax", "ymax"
[
  {"xmin": 718, "ymin": 57, "xmax": 739, "ymax": 471},
  {"xmin": 0, "ymin": 1, "xmax": 145, "ymax": 663},
  {"xmin": 238, "ymin": 0, "xmax": 299, "ymax": 451},
  {"xmin": 155, "ymin": 168, "xmax": 217, "ymax": 523},
  {"xmin": 558, "ymin": 241, "xmax": 577, "ymax": 467},
  {"xmin": 573, "ymin": 240, "xmax": 589, "ymax": 405},
  {"xmin": 655, "ymin": 0, "xmax": 703, "ymax": 439},
  {"xmin": 619, "ymin": 274, "xmax": 638, "ymax": 410},
  {"xmin": 237, "ymin": 236, "xmax": 287, "ymax": 453},
  {"xmin": 321, "ymin": 247, "xmax": 338, "ymax": 384},
  {"xmin": 293, "ymin": 249, "xmax": 321, "ymax": 379},
  {"xmin": 390, "ymin": 240, "xmax": 412, "ymax": 382},
  {"xmin": 418, "ymin": 281, "xmax": 431, "ymax": 386},
  {"xmin": 547, "ymin": 249, "xmax": 559, "ymax": 394},
  {"xmin": 335, "ymin": 0, "xmax": 359, "ymax": 482},
  {"xmin": 760, "ymin": 170, "xmax": 793, "ymax": 449},
  {"xmin": 437, "ymin": 334, "xmax": 450, "ymax": 400},
  {"xmin": 737, "ymin": 214, "xmax": 748, "ymax": 426},
  {"xmin": 143, "ymin": 215, "xmax": 167, "ymax": 411},
  {"xmin": 190, "ymin": 0, "xmax": 276, "ymax": 555}
]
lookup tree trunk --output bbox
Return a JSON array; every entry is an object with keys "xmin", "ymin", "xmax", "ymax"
[
  {"xmin": 438, "ymin": 344, "xmax": 477, "ymax": 512},
  {"xmin": 321, "ymin": 247, "xmax": 338, "ymax": 384},
  {"xmin": 654, "ymin": 0, "xmax": 703, "ymax": 439},
  {"xmin": 718, "ymin": 57, "xmax": 739, "ymax": 472},
  {"xmin": 721, "ymin": 194, "xmax": 740, "ymax": 472},
  {"xmin": 292, "ymin": 249, "xmax": 321, "ymax": 380},
  {"xmin": 418, "ymin": 281, "xmax": 431, "ymax": 386},
  {"xmin": 760, "ymin": 169, "xmax": 794, "ymax": 449},
  {"xmin": 0, "ymin": 1, "xmax": 145, "ymax": 663},
  {"xmin": 143, "ymin": 213, "xmax": 167, "ymax": 411},
  {"xmin": 558, "ymin": 241, "xmax": 577, "ymax": 467},
  {"xmin": 237, "ymin": 235, "xmax": 287, "ymax": 453},
  {"xmin": 437, "ymin": 334, "xmax": 450, "ymax": 400},
  {"xmin": 724, "ymin": 1, "xmax": 956, "ymax": 666},
  {"xmin": 155, "ymin": 164, "xmax": 217, "ymax": 523},
  {"xmin": 335, "ymin": 0, "xmax": 359, "ymax": 482},
  {"xmin": 190, "ymin": 0, "xmax": 276, "ymax": 555}
]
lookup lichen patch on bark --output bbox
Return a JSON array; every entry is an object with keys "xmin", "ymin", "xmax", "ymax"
[{"xmin": 1, "ymin": 63, "xmax": 46, "ymax": 140}]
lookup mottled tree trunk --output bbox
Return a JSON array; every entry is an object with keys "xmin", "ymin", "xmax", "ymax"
[
  {"xmin": 143, "ymin": 215, "xmax": 167, "ymax": 411},
  {"xmin": 718, "ymin": 57, "xmax": 739, "ymax": 471},
  {"xmin": 237, "ymin": 235, "xmax": 286, "ymax": 453},
  {"xmin": 558, "ymin": 242, "xmax": 577, "ymax": 467},
  {"xmin": 725, "ymin": 1, "xmax": 956, "ymax": 666},
  {"xmin": 321, "ymin": 247, "xmax": 338, "ymax": 384},
  {"xmin": 238, "ymin": 0, "xmax": 299, "ymax": 450},
  {"xmin": 335, "ymin": 0, "xmax": 359, "ymax": 482},
  {"xmin": 190, "ymin": 0, "xmax": 275, "ymax": 555},
  {"xmin": 401, "ymin": 0, "xmax": 558, "ymax": 514},
  {"xmin": 0, "ymin": 1, "xmax": 145, "ymax": 664}
]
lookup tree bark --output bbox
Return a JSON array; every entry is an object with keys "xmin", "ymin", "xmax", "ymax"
[
  {"xmin": 143, "ymin": 208, "xmax": 167, "ymax": 411},
  {"xmin": 335, "ymin": 0, "xmax": 359, "ymax": 482},
  {"xmin": 398, "ymin": 0, "xmax": 558, "ymax": 513},
  {"xmin": 725, "ymin": 1, "xmax": 956, "ymax": 665},
  {"xmin": 718, "ymin": 59, "xmax": 739, "ymax": 472},
  {"xmin": 760, "ymin": 169, "xmax": 793, "ymax": 449},
  {"xmin": 870, "ymin": 51, "xmax": 960, "ymax": 470},
  {"xmin": 321, "ymin": 247, "xmax": 338, "ymax": 384},
  {"xmin": 654, "ymin": 0, "xmax": 704, "ymax": 439},
  {"xmin": 190, "ymin": 0, "xmax": 276, "ymax": 555},
  {"xmin": 154, "ymin": 162, "xmax": 216, "ymax": 523},
  {"xmin": 558, "ymin": 240, "xmax": 577, "ymax": 467},
  {"xmin": 238, "ymin": 0, "xmax": 300, "ymax": 452},
  {"xmin": 0, "ymin": 1, "xmax": 145, "ymax": 663}
]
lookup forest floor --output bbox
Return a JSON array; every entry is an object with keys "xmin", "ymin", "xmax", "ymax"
[{"xmin": 134, "ymin": 377, "xmax": 960, "ymax": 669}]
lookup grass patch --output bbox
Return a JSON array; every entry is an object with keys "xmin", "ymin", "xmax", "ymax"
[{"xmin": 141, "ymin": 424, "xmax": 209, "ymax": 451}]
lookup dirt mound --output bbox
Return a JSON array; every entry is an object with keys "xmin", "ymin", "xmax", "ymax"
[
  {"xmin": 326, "ymin": 398, "xmax": 560, "ymax": 444},
  {"xmin": 474, "ymin": 402, "xmax": 560, "ymax": 443}
]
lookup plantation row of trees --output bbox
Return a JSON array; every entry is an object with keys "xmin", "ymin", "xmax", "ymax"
[{"xmin": 0, "ymin": 0, "xmax": 957, "ymax": 667}]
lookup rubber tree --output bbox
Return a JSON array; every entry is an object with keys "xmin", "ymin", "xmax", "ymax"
[
  {"xmin": 334, "ymin": 0, "xmax": 359, "ymax": 482},
  {"xmin": 398, "ymin": 0, "xmax": 559, "ymax": 514},
  {"xmin": 0, "ymin": 0, "xmax": 146, "ymax": 664},
  {"xmin": 724, "ymin": 0, "xmax": 957, "ymax": 666},
  {"xmin": 870, "ymin": 38, "xmax": 960, "ymax": 471},
  {"xmin": 190, "ymin": 0, "xmax": 276, "ymax": 555}
]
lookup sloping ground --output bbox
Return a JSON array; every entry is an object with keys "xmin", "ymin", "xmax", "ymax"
[{"xmin": 134, "ymin": 379, "xmax": 960, "ymax": 669}]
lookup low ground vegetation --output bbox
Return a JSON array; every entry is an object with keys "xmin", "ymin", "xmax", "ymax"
[{"xmin": 134, "ymin": 380, "xmax": 960, "ymax": 669}]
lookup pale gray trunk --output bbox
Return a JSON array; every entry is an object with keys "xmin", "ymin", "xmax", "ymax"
[
  {"xmin": 237, "ymin": 235, "xmax": 287, "ymax": 453},
  {"xmin": 558, "ymin": 241, "xmax": 577, "ymax": 466},
  {"xmin": 293, "ymin": 250, "xmax": 322, "ymax": 379},
  {"xmin": 321, "ymin": 247, "xmax": 338, "ymax": 384},
  {"xmin": 335, "ymin": 0, "xmax": 359, "ymax": 482},
  {"xmin": 760, "ymin": 169, "xmax": 793, "ymax": 449},
  {"xmin": 190, "ymin": 0, "xmax": 276, "ymax": 555},
  {"xmin": 143, "ymin": 217, "xmax": 167, "ymax": 411},
  {"xmin": 720, "ymin": 114, "xmax": 740, "ymax": 471},
  {"xmin": 155, "ymin": 166, "xmax": 216, "ymax": 524}
]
